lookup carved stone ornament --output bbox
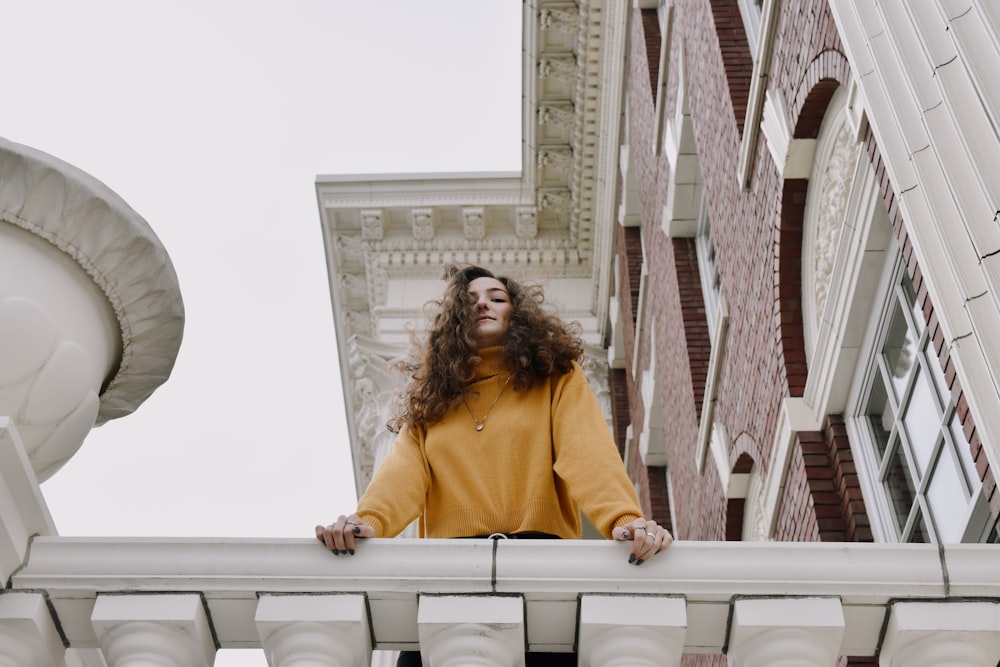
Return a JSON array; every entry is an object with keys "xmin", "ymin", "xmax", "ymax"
[
  {"xmin": 336, "ymin": 234, "xmax": 365, "ymax": 258},
  {"xmin": 340, "ymin": 272, "xmax": 367, "ymax": 302},
  {"xmin": 813, "ymin": 124, "xmax": 858, "ymax": 318},
  {"xmin": 538, "ymin": 188, "xmax": 572, "ymax": 213},
  {"xmin": 516, "ymin": 207, "xmax": 538, "ymax": 239},
  {"xmin": 538, "ymin": 104, "xmax": 575, "ymax": 129},
  {"xmin": 462, "ymin": 207, "xmax": 485, "ymax": 240},
  {"xmin": 538, "ymin": 146, "xmax": 573, "ymax": 172},
  {"xmin": 360, "ymin": 209, "xmax": 384, "ymax": 241},
  {"xmin": 411, "ymin": 208, "xmax": 435, "ymax": 241},
  {"xmin": 540, "ymin": 5, "xmax": 579, "ymax": 34},
  {"xmin": 538, "ymin": 56, "xmax": 578, "ymax": 84},
  {"xmin": 344, "ymin": 310, "xmax": 373, "ymax": 338}
]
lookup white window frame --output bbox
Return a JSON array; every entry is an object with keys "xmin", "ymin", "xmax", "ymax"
[
  {"xmin": 695, "ymin": 189, "xmax": 722, "ymax": 339},
  {"xmin": 845, "ymin": 250, "xmax": 990, "ymax": 544}
]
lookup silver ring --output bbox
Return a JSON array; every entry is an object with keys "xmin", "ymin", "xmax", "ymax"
[{"xmin": 646, "ymin": 531, "xmax": 656, "ymax": 540}]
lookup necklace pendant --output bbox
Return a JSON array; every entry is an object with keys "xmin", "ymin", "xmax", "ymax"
[{"xmin": 475, "ymin": 422, "xmax": 485, "ymax": 432}]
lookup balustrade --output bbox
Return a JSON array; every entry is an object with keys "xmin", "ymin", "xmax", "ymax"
[{"xmin": 1, "ymin": 534, "xmax": 998, "ymax": 666}]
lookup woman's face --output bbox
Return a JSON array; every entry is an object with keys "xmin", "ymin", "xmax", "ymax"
[{"xmin": 468, "ymin": 276, "xmax": 513, "ymax": 348}]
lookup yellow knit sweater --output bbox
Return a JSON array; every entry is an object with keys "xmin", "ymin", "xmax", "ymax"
[{"xmin": 356, "ymin": 347, "xmax": 643, "ymax": 539}]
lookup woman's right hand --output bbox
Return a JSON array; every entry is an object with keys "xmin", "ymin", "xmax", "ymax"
[{"xmin": 315, "ymin": 514, "xmax": 375, "ymax": 555}]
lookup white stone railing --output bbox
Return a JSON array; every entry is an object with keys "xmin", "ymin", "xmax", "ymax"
[{"xmin": 5, "ymin": 532, "xmax": 1000, "ymax": 666}]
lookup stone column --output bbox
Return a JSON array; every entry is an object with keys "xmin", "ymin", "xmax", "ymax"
[
  {"xmin": 727, "ymin": 597, "xmax": 845, "ymax": 666},
  {"xmin": 0, "ymin": 592, "xmax": 65, "ymax": 665},
  {"xmin": 879, "ymin": 601, "xmax": 1000, "ymax": 666},
  {"xmin": 256, "ymin": 593, "xmax": 371, "ymax": 667},
  {"xmin": 418, "ymin": 595, "xmax": 525, "ymax": 667},
  {"xmin": 91, "ymin": 594, "xmax": 216, "ymax": 667},
  {"xmin": 578, "ymin": 595, "xmax": 686, "ymax": 667}
]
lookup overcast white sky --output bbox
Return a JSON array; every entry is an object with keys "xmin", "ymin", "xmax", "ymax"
[{"xmin": 1, "ymin": 1, "xmax": 521, "ymax": 664}]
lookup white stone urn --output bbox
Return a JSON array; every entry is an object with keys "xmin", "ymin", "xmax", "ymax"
[{"xmin": 0, "ymin": 137, "xmax": 184, "ymax": 481}]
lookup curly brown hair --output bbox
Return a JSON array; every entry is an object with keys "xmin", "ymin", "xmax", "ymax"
[{"xmin": 387, "ymin": 265, "xmax": 585, "ymax": 432}]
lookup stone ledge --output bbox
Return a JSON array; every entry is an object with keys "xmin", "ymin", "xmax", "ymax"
[{"xmin": 11, "ymin": 536, "xmax": 984, "ymax": 655}]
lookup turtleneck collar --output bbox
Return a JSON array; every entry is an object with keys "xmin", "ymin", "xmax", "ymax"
[{"xmin": 473, "ymin": 346, "xmax": 511, "ymax": 380}]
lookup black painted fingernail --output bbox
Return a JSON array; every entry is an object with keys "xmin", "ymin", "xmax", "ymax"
[
  {"xmin": 348, "ymin": 549, "xmax": 355, "ymax": 555},
  {"xmin": 353, "ymin": 526, "xmax": 362, "ymax": 535},
  {"xmin": 635, "ymin": 558, "xmax": 644, "ymax": 566},
  {"xmin": 628, "ymin": 554, "xmax": 637, "ymax": 564},
  {"xmin": 621, "ymin": 530, "xmax": 630, "ymax": 539},
  {"xmin": 332, "ymin": 550, "xmax": 340, "ymax": 556}
]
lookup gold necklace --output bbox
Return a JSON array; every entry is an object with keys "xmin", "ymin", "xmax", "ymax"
[{"xmin": 463, "ymin": 374, "xmax": 512, "ymax": 432}]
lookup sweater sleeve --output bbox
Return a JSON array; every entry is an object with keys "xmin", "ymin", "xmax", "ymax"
[
  {"xmin": 354, "ymin": 426, "xmax": 430, "ymax": 537},
  {"xmin": 550, "ymin": 363, "xmax": 644, "ymax": 538}
]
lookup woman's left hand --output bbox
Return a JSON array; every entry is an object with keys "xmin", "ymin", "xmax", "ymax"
[{"xmin": 612, "ymin": 518, "xmax": 673, "ymax": 565}]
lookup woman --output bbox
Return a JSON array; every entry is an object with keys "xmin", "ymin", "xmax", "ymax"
[{"xmin": 316, "ymin": 265, "xmax": 671, "ymax": 662}]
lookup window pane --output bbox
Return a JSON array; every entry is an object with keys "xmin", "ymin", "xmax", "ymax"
[
  {"xmin": 864, "ymin": 372, "xmax": 893, "ymax": 459},
  {"xmin": 907, "ymin": 507, "xmax": 930, "ymax": 543},
  {"xmin": 902, "ymin": 366, "xmax": 941, "ymax": 474},
  {"xmin": 882, "ymin": 300, "xmax": 916, "ymax": 402},
  {"xmin": 927, "ymin": 443, "xmax": 971, "ymax": 543},
  {"xmin": 885, "ymin": 442, "xmax": 916, "ymax": 539}
]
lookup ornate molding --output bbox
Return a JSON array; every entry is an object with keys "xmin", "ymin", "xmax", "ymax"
[{"xmin": 812, "ymin": 124, "xmax": 858, "ymax": 320}]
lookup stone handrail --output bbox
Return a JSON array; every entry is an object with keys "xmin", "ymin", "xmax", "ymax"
[{"xmin": 11, "ymin": 535, "xmax": 1000, "ymax": 660}]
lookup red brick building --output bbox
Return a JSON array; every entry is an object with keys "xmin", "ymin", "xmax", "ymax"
[{"xmin": 617, "ymin": 0, "xmax": 1000, "ymax": 586}]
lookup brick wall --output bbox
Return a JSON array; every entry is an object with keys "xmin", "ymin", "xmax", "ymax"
[{"xmin": 618, "ymin": 0, "xmax": 874, "ymax": 553}]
